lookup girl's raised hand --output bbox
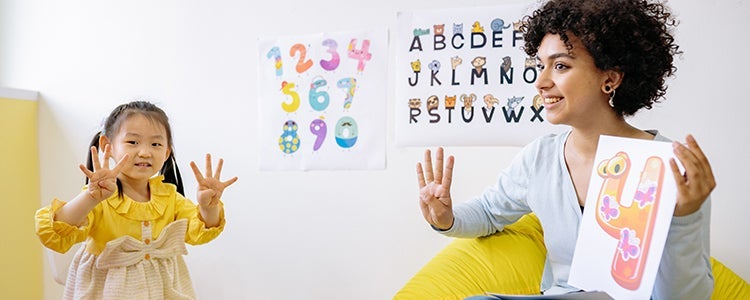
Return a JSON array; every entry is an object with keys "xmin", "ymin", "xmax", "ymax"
[
  {"xmin": 416, "ymin": 147, "xmax": 455, "ymax": 230},
  {"xmin": 78, "ymin": 145, "xmax": 129, "ymax": 202},
  {"xmin": 190, "ymin": 153, "xmax": 238, "ymax": 208},
  {"xmin": 670, "ymin": 135, "xmax": 716, "ymax": 216}
]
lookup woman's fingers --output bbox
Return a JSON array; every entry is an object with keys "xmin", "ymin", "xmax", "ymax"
[
  {"xmin": 416, "ymin": 163, "xmax": 427, "ymax": 188},
  {"xmin": 442, "ymin": 155, "xmax": 455, "ymax": 192},
  {"xmin": 435, "ymin": 147, "xmax": 444, "ymax": 185},
  {"xmin": 423, "ymin": 149, "xmax": 434, "ymax": 182}
]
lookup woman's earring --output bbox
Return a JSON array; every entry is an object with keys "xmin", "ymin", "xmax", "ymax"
[{"xmin": 603, "ymin": 85, "xmax": 615, "ymax": 108}]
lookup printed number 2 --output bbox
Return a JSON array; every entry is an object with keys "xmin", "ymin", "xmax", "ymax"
[{"xmin": 290, "ymin": 43, "xmax": 313, "ymax": 74}]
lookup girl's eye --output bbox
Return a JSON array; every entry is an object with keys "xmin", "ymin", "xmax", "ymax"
[
  {"xmin": 152, "ymin": 143, "xmax": 162, "ymax": 147},
  {"xmin": 126, "ymin": 141, "xmax": 137, "ymax": 145}
]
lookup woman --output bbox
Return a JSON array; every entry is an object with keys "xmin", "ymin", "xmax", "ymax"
[{"xmin": 416, "ymin": 0, "xmax": 715, "ymax": 298}]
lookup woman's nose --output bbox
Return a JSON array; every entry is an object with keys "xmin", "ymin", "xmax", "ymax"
[{"xmin": 534, "ymin": 67, "xmax": 551, "ymax": 92}]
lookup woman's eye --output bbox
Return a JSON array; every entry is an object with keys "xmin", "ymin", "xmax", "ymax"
[{"xmin": 554, "ymin": 63, "xmax": 567, "ymax": 70}]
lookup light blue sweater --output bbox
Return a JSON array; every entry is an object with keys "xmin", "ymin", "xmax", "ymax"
[{"xmin": 439, "ymin": 130, "xmax": 713, "ymax": 299}]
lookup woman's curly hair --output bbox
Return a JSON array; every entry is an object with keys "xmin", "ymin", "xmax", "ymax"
[{"xmin": 521, "ymin": 0, "xmax": 681, "ymax": 116}]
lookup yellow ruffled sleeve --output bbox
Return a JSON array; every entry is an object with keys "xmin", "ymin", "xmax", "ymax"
[
  {"xmin": 175, "ymin": 195, "xmax": 226, "ymax": 245},
  {"xmin": 34, "ymin": 198, "xmax": 91, "ymax": 254}
]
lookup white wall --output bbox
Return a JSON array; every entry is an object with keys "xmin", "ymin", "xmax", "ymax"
[{"xmin": 1, "ymin": 0, "xmax": 747, "ymax": 299}]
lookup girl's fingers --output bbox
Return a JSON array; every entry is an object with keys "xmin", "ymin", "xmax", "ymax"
[
  {"xmin": 222, "ymin": 176, "xmax": 239, "ymax": 188},
  {"xmin": 79, "ymin": 164, "xmax": 94, "ymax": 178},
  {"xmin": 190, "ymin": 161, "xmax": 205, "ymax": 181},
  {"xmin": 416, "ymin": 163, "xmax": 427, "ymax": 188},
  {"xmin": 90, "ymin": 146, "xmax": 101, "ymax": 171},
  {"xmin": 214, "ymin": 158, "xmax": 224, "ymax": 179},
  {"xmin": 102, "ymin": 144, "xmax": 112, "ymax": 169},
  {"xmin": 423, "ymin": 149, "xmax": 434, "ymax": 183},
  {"xmin": 204, "ymin": 153, "xmax": 213, "ymax": 178},
  {"xmin": 111, "ymin": 153, "xmax": 130, "ymax": 174}
]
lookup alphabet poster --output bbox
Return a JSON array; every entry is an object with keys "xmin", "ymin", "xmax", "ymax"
[
  {"xmin": 569, "ymin": 136, "xmax": 679, "ymax": 300},
  {"xmin": 258, "ymin": 30, "xmax": 387, "ymax": 170},
  {"xmin": 395, "ymin": 4, "xmax": 564, "ymax": 147}
]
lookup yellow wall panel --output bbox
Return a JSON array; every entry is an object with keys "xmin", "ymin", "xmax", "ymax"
[{"xmin": 0, "ymin": 88, "xmax": 41, "ymax": 299}]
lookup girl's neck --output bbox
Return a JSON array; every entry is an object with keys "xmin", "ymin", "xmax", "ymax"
[{"xmin": 118, "ymin": 178, "xmax": 151, "ymax": 202}]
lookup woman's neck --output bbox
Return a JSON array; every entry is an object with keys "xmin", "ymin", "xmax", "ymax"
[{"xmin": 567, "ymin": 120, "xmax": 653, "ymax": 158}]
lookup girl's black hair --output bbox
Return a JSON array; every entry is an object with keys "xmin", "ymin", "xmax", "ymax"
[
  {"xmin": 520, "ymin": 0, "xmax": 681, "ymax": 116},
  {"xmin": 85, "ymin": 101, "xmax": 184, "ymax": 197}
]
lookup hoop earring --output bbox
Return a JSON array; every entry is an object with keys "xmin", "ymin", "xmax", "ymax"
[{"xmin": 608, "ymin": 89, "xmax": 616, "ymax": 108}]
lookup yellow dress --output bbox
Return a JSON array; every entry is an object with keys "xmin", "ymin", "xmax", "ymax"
[{"xmin": 35, "ymin": 176, "xmax": 225, "ymax": 300}]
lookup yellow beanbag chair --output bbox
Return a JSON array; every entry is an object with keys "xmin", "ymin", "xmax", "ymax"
[
  {"xmin": 395, "ymin": 214, "xmax": 749, "ymax": 300},
  {"xmin": 394, "ymin": 214, "xmax": 546, "ymax": 299}
]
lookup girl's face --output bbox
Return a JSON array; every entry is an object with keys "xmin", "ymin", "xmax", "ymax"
[
  {"xmin": 534, "ymin": 33, "xmax": 611, "ymax": 127},
  {"xmin": 107, "ymin": 113, "xmax": 170, "ymax": 184}
]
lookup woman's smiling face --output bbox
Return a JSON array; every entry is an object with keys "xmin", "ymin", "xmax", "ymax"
[{"xmin": 534, "ymin": 33, "xmax": 611, "ymax": 127}]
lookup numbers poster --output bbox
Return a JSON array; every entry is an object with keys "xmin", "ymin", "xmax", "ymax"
[
  {"xmin": 569, "ymin": 136, "xmax": 679, "ymax": 300},
  {"xmin": 258, "ymin": 30, "xmax": 387, "ymax": 170},
  {"xmin": 395, "ymin": 4, "xmax": 563, "ymax": 147}
]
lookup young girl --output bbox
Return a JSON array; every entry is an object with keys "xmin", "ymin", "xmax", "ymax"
[
  {"xmin": 35, "ymin": 101, "xmax": 238, "ymax": 299},
  {"xmin": 417, "ymin": 0, "xmax": 714, "ymax": 299}
]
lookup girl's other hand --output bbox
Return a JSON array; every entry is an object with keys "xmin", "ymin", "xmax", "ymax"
[{"xmin": 190, "ymin": 153, "xmax": 238, "ymax": 208}]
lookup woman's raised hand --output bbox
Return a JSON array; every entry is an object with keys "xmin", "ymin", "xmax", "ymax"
[
  {"xmin": 670, "ymin": 135, "xmax": 716, "ymax": 216},
  {"xmin": 78, "ymin": 145, "xmax": 129, "ymax": 202},
  {"xmin": 416, "ymin": 147, "xmax": 455, "ymax": 230},
  {"xmin": 190, "ymin": 153, "xmax": 238, "ymax": 209}
]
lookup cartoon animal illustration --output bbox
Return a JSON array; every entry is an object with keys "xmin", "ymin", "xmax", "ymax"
[
  {"xmin": 433, "ymin": 24, "xmax": 445, "ymax": 36},
  {"xmin": 278, "ymin": 120, "xmax": 300, "ymax": 154},
  {"xmin": 471, "ymin": 21, "xmax": 484, "ymax": 33},
  {"xmin": 471, "ymin": 56, "xmax": 486, "ymax": 71},
  {"xmin": 413, "ymin": 28, "xmax": 430, "ymax": 36},
  {"xmin": 428, "ymin": 60, "xmax": 441, "ymax": 73},
  {"xmin": 501, "ymin": 56, "xmax": 512, "ymax": 73},
  {"xmin": 533, "ymin": 94, "xmax": 544, "ymax": 110},
  {"xmin": 410, "ymin": 59, "xmax": 421, "ymax": 72},
  {"xmin": 525, "ymin": 57, "xmax": 537, "ymax": 69},
  {"xmin": 451, "ymin": 56, "xmax": 463, "ymax": 70},
  {"xmin": 426, "ymin": 95, "xmax": 439, "ymax": 110},
  {"xmin": 491, "ymin": 18, "xmax": 511, "ymax": 32},
  {"xmin": 444, "ymin": 95, "xmax": 457, "ymax": 109},
  {"xmin": 513, "ymin": 21, "xmax": 523, "ymax": 31},
  {"xmin": 408, "ymin": 98, "xmax": 422, "ymax": 109},
  {"xmin": 483, "ymin": 94, "xmax": 499, "ymax": 109},
  {"xmin": 453, "ymin": 23, "xmax": 463, "ymax": 35},
  {"xmin": 506, "ymin": 96, "xmax": 524, "ymax": 112},
  {"xmin": 460, "ymin": 93, "xmax": 476, "ymax": 110}
]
